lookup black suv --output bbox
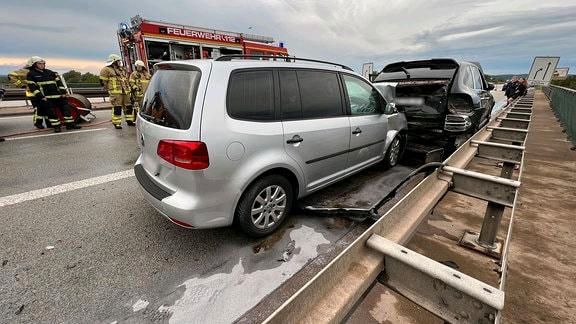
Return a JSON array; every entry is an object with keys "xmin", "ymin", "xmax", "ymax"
[{"xmin": 374, "ymin": 59, "xmax": 495, "ymax": 151}]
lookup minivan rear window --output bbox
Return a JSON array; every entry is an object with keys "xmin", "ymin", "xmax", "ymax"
[{"xmin": 140, "ymin": 69, "xmax": 201, "ymax": 129}]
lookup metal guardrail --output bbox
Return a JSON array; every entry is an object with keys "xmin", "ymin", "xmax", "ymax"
[
  {"xmin": 543, "ymin": 85, "xmax": 576, "ymax": 146},
  {"xmin": 264, "ymin": 93, "xmax": 534, "ymax": 324},
  {"xmin": 0, "ymin": 84, "xmax": 107, "ymax": 102}
]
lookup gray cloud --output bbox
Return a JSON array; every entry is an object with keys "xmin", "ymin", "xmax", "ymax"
[{"xmin": 0, "ymin": 0, "xmax": 575, "ymax": 75}]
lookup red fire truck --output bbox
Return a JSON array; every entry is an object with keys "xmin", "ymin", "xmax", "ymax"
[{"xmin": 117, "ymin": 15, "xmax": 289, "ymax": 72}]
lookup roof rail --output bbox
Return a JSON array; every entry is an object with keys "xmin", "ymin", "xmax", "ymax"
[{"xmin": 214, "ymin": 55, "xmax": 353, "ymax": 71}]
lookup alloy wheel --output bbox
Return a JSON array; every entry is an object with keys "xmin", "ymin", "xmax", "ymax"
[
  {"xmin": 389, "ymin": 137, "xmax": 401, "ymax": 166},
  {"xmin": 250, "ymin": 185, "xmax": 287, "ymax": 229}
]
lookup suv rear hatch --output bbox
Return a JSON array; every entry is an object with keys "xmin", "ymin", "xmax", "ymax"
[
  {"xmin": 374, "ymin": 59, "xmax": 458, "ymax": 131},
  {"xmin": 136, "ymin": 62, "xmax": 207, "ymax": 192}
]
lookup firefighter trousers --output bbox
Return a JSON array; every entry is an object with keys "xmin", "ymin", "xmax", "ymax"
[
  {"xmin": 30, "ymin": 98, "xmax": 47, "ymax": 125},
  {"xmin": 37, "ymin": 98, "xmax": 75, "ymax": 127},
  {"xmin": 109, "ymin": 94, "xmax": 134, "ymax": 125}
]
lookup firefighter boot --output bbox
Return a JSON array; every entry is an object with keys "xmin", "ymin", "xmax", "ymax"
[
  {"xmin": 54, "ymin": 125, "xmax": 62, "ymax": 133},
  {"xmin": 125, "ymin": 105, "xmax": 135, "ymax": 126},
  {"xmin": 34, "ymin": 119, "xmax": 45, "ymax": 129}
]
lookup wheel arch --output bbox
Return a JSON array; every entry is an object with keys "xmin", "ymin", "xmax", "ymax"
[{"xmin": 232, "ymin": 166, "xmax": 302, "ymax": 223}]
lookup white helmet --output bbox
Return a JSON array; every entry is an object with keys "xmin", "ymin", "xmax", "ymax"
[
  {"xmin": 106, "ymin": 54, "xmax": 122, "ymax": 66},
  {"xmin": 28, "ymin": 56, "xmax": 45, "ymax": 67},
  {"xmin": 135, "ymin": 60, "xmax": 146, "ymax": 68}
]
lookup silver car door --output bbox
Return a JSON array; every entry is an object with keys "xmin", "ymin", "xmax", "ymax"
[
  {"xmin": 280, "ymin": 69, "xmax": 351, "ymax": 192},
  {"xmin": 342, "ymin": 74, "xmax": 388, "ymax": 170}
]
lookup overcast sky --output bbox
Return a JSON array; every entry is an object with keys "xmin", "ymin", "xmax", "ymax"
[{"xmin": 1, "ymin": 0, "xmax": 575, "ymax": 76}]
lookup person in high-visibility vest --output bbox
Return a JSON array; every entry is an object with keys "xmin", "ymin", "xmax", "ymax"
[
  {"xmin": 8, "ymin": 58, "xmax": 47, "ymax": 129},
  {"xmin": 26, "ymin": 56, "xmax": 81, "ymax": 133},
  {"xmin": 129, "ymin": 60, "xmax": 151, "ymax": 109},
  {"xmin": 99, "ymin": 54, "xmax": 133, "ymax": 129}
]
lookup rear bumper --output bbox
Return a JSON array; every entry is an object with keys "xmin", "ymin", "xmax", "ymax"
[{"xmin": 134, "ymin": 160, "xmax": 234, "ymax": 229}]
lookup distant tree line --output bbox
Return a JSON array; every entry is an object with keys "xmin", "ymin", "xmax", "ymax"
[{"xmin": 61, "ymin": 70, "xmax": 100, "ymax": 84}]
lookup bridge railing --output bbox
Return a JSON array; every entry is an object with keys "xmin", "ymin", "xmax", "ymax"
[
  {"xmin": 0, "ymin": 83, "xmax": 108, "ymax": 102},
  {"xmin": 544, "ymin": 85, "xmax": 576, "ymax": 145}
]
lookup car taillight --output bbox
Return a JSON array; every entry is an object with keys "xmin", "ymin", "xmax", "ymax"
[
  {"xmin": 447, "ymin": 95, "xmax": 473, "ymax": 114},
  {"xmin": 157, "ymin": 140, "xmax": 209, "ymax": 170}
]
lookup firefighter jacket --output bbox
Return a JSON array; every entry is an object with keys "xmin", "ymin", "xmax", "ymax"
[
  {"xmin": 100, "ymin": 66, "xmax": 131, "ymax": 95},
  {"xmin": 26, "ymin": 68, "xmax": 67, "ymax": 100},
  {"xmin": 129, "ymin": 70, "xmax": 151, "ymax": 98},
  {"xmin": 8, "ymin": 68, "xmax": 34, "ymax": 98}
]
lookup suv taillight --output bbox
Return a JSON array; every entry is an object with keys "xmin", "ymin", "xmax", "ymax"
[
  {"xmin": 447, "ymin": 95, "xmax": 473, "ymax": 114},
  {"xmin": 157, "ymin": 140, "xmax": 209, "ymax": 170}
]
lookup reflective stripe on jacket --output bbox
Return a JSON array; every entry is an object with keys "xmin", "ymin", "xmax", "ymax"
[
  {"xmin": 100, "ymin": 66, "xmax": 131, "ymax": 95},
  {"xmin": 8, "ymin": 69, "xmax": 34, "ymax": 98}
]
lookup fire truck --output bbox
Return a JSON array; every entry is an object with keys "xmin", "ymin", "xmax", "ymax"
[{"xmin": 117, "ymin": 15, "xmax": 289, "ymax": 72}]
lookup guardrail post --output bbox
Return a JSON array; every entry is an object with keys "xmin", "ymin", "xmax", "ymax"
[
  {"xmin": 476, "ymin": 162, "xmax": 513, "ymax": 249},
  {"xmin": 459, "ymin": 100, "xmax": 529, "ymax": 258}
]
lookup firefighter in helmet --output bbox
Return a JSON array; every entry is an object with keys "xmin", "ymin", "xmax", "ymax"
[
  {"xmin": 99, "ymin": 54, "xmax": 133, "ymax": 129},
  {"xmin": 129, "ymin": 60, "xmax": 151, "ymax": 109},
  {"xmin": 8, "ymin": 58, "xmax": 47, "ymax": 129},
  {"xmin": 26, "ymin": 57, "xmax": 81, "ymax": 133}
]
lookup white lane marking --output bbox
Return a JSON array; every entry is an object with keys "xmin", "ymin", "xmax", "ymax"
[
  {"xmin": 0, "ymin": 169, "xmax": 134, "ymax": 207},
  {"xmin": 4, "ymin": 128, "xmax": 106, "ymax": 141}
]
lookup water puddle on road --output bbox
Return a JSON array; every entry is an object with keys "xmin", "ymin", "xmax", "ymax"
[{"xmin": 158, "ymin": 225, "xmax": 330, "ymax": 323}]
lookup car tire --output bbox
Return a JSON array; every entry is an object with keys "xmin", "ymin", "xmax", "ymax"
[
  {"xmin": 382, "ymin": 135, "xmax": 403, "ymax": 170},
  {"xmin": 235, "ymin": 174, "xmax": 293, "ymax": 237}
]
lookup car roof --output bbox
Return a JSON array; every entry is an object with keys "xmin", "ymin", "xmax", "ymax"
[{"xmin": 159, "ymin": 59, "xmax": 354, "ymax": 73}]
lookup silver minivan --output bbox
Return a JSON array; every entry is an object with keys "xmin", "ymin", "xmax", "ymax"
[{"xmin": 134, "ymin": 56, "xmax": 407, "ymax": 236}]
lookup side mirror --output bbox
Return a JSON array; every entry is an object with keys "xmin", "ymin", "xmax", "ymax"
[
  {"xmin": 487, "ymin": 83, "xmax": 495, "ymax": 91},
  {"xmin": 386, "ymin": 102, "xmax": 400, "ymax": 113}
]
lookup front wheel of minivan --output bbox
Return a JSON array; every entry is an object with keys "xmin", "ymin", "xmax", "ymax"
[
  {"xmin": 382, "ymin": 135, "xmax": 403, "ymax": 170},
  {"xmin": 236, "ymin": 175, "xmax": 294, "ymax": 237}
]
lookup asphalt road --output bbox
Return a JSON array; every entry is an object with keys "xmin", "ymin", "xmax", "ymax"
[{"xmin": 0, "ymin": 111, "xmax": 414, "ymax": 323}]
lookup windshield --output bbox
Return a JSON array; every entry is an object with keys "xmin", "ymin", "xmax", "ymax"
[{"xmin": 140, "ymin": 69, "xmax": 202, "ymax": 130}]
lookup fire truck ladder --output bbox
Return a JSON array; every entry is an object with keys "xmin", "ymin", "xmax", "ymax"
[{"xmin": 264, "ymin": 93, "xmax": 534, "ymax": 324}]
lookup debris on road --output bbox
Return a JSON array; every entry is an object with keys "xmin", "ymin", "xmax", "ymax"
[
  {"xmin": 278, "ymin": 240, "xmax": 296, "ymax": 262},
  {"xmin": 15, "ymin": 305, "xmax": 25, "ymax": 315}
]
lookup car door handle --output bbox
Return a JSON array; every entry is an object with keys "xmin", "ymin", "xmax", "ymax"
[
  {"xmin": 286, "ymin": 135, "xmax": 304, "ymax": 144},
  {"xmin": 352, "ymin": 127, "xmax": 362, "ymax": 135}
]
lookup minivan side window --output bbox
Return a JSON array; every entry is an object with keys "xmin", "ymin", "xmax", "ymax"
[
  {"xmin": 279, "ymin": 70, "xmax": 302, "ymax": 119},
  {"xmin": 297, "ymin": 70, "xmax": 343, "ymax": 119},
  {"xmin": 228, "ymin": 70, "xmax": 275, "ymax": 121},
  {"xmin": 342, "ymin": 75, "xmax": 382, "ymax": 115}
]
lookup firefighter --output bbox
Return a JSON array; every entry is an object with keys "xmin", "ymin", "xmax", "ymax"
[
  {"xmin": 129, "ymin": 60, "xmax": 151, "ymax": 109},
  {"xmin": 26, "ymin": 57, "xmax": 81, "ymax": 133},
  {"xmin": 99, "ymin": 54, "xmax": 133, "ymax": 129},
  {"xmin": 8, "ymin": 59, "xmax": 47, "ymax": 129}
]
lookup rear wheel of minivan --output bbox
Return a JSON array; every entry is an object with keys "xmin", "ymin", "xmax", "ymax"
[{"xmin": 236, "ymin": 175, "xmax": 294, "ymax": 237}]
